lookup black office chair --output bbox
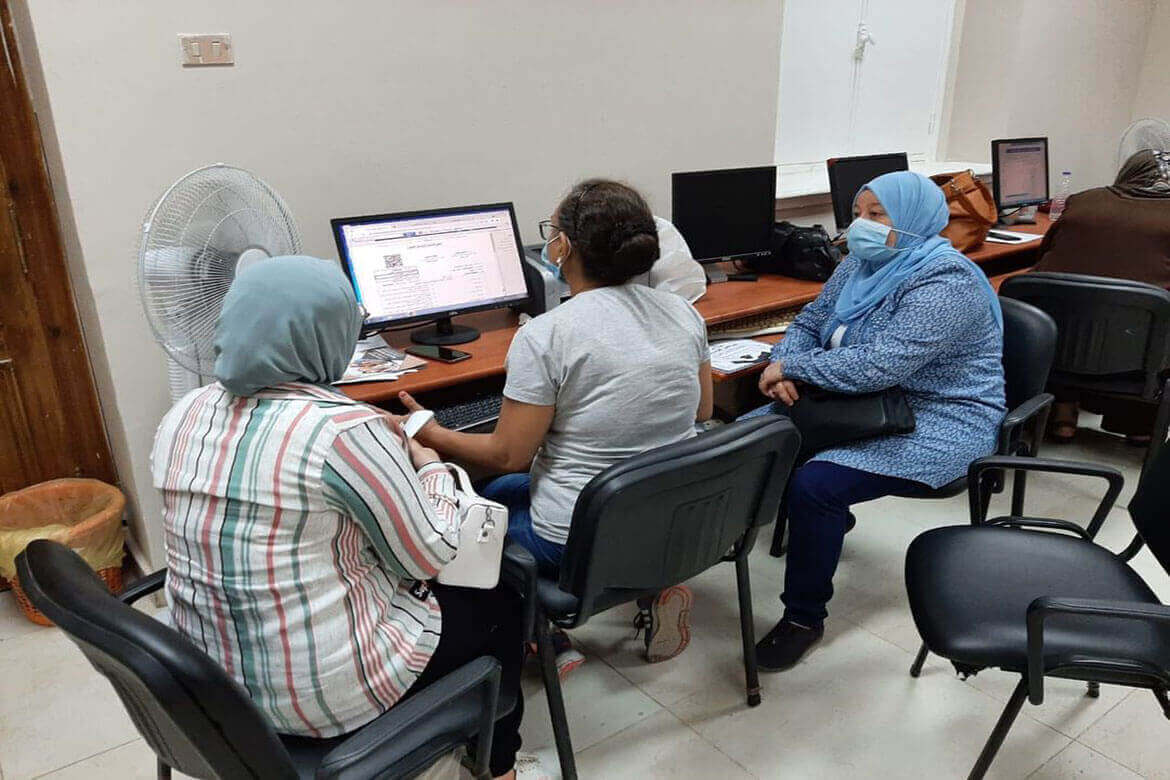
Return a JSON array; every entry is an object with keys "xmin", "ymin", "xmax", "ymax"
[
  {"xmin": 1000, "ymin": 271, "xmax": 1170, "ymax": 480},
  {"xmin": 16, "ymin": 540, "xmax": 505, "ymax": 780},
  {"xmin": 904, "ymin": 447, "xmax": 1170, "ymax": 780},
  {"xmin": 770, "ymin": 296, "xmax": 1058, "ymax": 556},
  {"xmin": 505, "ymin": 417, "xmax": 800, "ymax": 780}
]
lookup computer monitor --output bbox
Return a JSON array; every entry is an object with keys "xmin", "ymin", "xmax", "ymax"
[
  {"xmin": 826, "ymin": 153, "xmax": 909, "ymax": 232},
  {"xmin": 992, "ymin": 137, "xmax": 1049, "ymax": 210},
  {"xmin": 671, "ymin": 166, "xmax": 776, "ymax": 267},
  {"xmin": 331, "ymin": 203, "xmax": 531, "ymax": 345}
]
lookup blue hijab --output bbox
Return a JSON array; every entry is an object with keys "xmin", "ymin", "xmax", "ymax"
[
  {"xmin": 214, "ymin": 256, "xmax": 362, "ymax": 396},
  {"xmin": 830, "ymin": 171, "xmax": 1003, "ymax": 340}
]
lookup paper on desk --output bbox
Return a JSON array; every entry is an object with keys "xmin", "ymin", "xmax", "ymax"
[
  {"xmin": 709, "ymin": 339, "xmax": 773, "ymax": 373},
  {"xmin": 335, "ymin": 335, "xmax": 427, "ymax": 385},
  {"xmin": 985, "ymin": 230, "xmax": 1043, "ymax": 245}
]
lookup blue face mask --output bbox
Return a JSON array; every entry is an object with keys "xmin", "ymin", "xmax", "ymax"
[
  {"xmin": 540, "ymin": 237, "xmax": 566, "ymax": 282},
  {"xmin": 845, "ymin": 217, "xmax": 922, "ymax": 266}
]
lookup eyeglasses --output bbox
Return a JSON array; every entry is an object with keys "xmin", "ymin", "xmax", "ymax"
[{"xmin": 538, "ymin": 219, "xmax": 562, "ymax": 242}]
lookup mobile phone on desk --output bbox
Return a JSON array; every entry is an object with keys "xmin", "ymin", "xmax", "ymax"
[{"xmin": 405, "ymin": 344, "xmax": 472, "ymax": 363}]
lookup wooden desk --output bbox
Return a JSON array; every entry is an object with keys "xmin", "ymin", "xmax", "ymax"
[{"xmin": 342, "ymin": 217, "xmax": 1050, "ymax": 406}]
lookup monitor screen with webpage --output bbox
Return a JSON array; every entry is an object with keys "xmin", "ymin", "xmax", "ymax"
[
  {"xmin": 992, "ymin": 138, "xmax": 1049, "ymax": 209},
  {"xmin": 331, "ymin": 203, "xmax": 530, "ymax": 338}
]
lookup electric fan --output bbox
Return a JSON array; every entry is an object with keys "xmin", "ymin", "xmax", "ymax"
[
  {"xmin": 137, "ymin": 164, "xmax": 302, "ymax": 400},
  {"xmin": 1117, "ymin": 118, "xmax": 1170, "ymax": 170}
]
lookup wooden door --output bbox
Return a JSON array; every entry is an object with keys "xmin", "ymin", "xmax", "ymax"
[{"xmin": 0, "ymin": 1, "xmax": 115, "ymax": 493}]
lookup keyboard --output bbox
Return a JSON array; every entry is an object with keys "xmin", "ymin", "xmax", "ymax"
[
  {"xmin": 708, "ymin": 309, "xmax": 798, "ymax": 341},
  {"xmin": 433, "ymin": 392, "xmax": 504, "ymax": 432}
]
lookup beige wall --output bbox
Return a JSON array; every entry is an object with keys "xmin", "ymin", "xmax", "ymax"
[
  {"xmin": 15, "ymin": 0, "xmax": 784, "ymax": 566},
  {"xmin": 944, "ymin": 0, "xmax": 1155, "ymax": 190},
  {"xmin": 1134, "ymin": 0, "xmax": 1170, "ymax": 120}
]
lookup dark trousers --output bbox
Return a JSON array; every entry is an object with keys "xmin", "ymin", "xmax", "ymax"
[
  {"xmin": 782, "ymin": 460, "xmax": 920, "ymax": 627},
  {"xmin": 404, "ymin": 583, "xmax": 525, "ymax": 777}
]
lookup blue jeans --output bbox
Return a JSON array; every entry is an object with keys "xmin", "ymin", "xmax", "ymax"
[
  {"xmin": 781, "ymin": 460, "xmax": 919, "ymax": 627},
  {"xmin": 480, "ymin": 474, "xmax": 565, "ymax": 575}
]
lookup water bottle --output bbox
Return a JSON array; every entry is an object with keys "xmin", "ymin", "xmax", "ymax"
[{"xmin": 1049, "ymin": 171, "xmax": 1073, "ymax": 221}]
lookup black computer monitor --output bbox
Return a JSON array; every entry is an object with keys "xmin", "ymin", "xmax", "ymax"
[
  {"xmin": 827, "ymin": 153, "xmax": 909, "ymax": 232},
  {"xmin": 331, "ymin": 203, "xmax": 531, "ymax": 345},
  {"xmin": 992, "ymin": 137, "xmax": 1049, "ymax": 210},
  {"xmin": 671, "ymin": 166, "xmax": 776, "ymax": 264}
]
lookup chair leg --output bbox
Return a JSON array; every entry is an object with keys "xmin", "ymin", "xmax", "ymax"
[
  {"xmin": 769, "ymin": 511, "xmax": 788, "ymax": 557},
  {"xmin": 1086, "ymin": 681, "xmax": 1100, "ymax": 698},
  {"xmin": 535, "ymin": 616, "xmax": 577, "ymax": 780},
  {"xmin": 1154, "ymin": 687, "xmax": 1170, "ymax": 718},
  {"xmin": 157, "ymin": 759, "xmax": 171, "ymax": 780},
  {"xmin": 968, "ymin": 678, "xmax": 1028, "ymax": 780},
  {"xmin": 735, "ymin": 554, "xmax": 762, "ymax": 707},
  {"xmin": 909, "ymin": 643, "xmax": 929, "ymax": 678}
]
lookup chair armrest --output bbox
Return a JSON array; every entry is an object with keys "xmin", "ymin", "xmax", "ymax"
[
  {"xmin": 317, "ymin": 656, "xmax": 502, "ymax": 780},
  {"xmin": 967, "ymin": 456, "xmax": 1124, "ymax": 536},
  {"xmin": 119, "ymin": 570, "xmax": 166, "ymax": 605},
  {"xmin": 500, "ymin": 542, "xmax": 537, "ymax": 642},
  {"xmin": 997, "ymin": 393, "xmax": 1054, "ymax": 455},
  {"xmin": 1026, "ymin": 597, "xmax": 1170, "ymax": 705}
]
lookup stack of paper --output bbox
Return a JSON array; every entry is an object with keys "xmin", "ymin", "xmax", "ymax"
[
  {"xmin": 709, "ymin": 339, "xmax": 773, "ymax": 373},
  {"xmin": 335, "ymin": 336, "xmax": 427, "ymax": 385}
]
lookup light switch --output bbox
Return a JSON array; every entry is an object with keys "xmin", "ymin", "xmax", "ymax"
[{"xmin": 178, "ymin": 34, "xmax": 233, "ymax": 66}]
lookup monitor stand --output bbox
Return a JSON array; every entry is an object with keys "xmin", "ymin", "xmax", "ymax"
[
  {"xmin": 410, "ymin": 316, "xmax": 480, "ymax": 346},
  {"xmin": 705, "ymin": 266, "xmax": 729, "ymax": 284},
  {"xmin": 998, "ymin": 205, "xmax": 1038, "ymax": 225}
]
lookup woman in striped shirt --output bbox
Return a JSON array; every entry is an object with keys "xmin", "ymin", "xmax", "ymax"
[{"xmin": 151, "ymin": 256, "xmax": 523, "ymax": 779}]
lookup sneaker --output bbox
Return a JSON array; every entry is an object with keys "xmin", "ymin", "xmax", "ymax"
[
  {"xmin": 634, "ymin": 585, "xmax": 694, "ymax": 663},
  {"xmin": 550, "ymin": 628, "xmax": 584, "ymax": 680},
  {"xmin": 514, "ymin": 752, "xmax": 557, "ymax": 780},
  {"xmin": 755, "ymin": 619, "xmax": 824, "ymax": 672}
]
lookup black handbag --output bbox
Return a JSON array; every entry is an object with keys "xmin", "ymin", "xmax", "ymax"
[
  {"xmin": 774, "ymin": 386, "xmax": 916, "ymax": 461},
  {"xmin": 744, "ymin": 222, "xmax": 841, "ymax": 281}
]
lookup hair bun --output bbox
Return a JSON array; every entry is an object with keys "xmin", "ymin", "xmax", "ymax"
[{"xmin": 613, "ymin": 231, "xmax": 659, "ymax": 272}]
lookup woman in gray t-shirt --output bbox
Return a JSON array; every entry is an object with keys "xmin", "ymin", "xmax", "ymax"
[{"xmin": 398, "ymin": 179, "xmax": 712, "ymax": 667}]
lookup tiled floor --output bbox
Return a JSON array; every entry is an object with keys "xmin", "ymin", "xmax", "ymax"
[{"xmin": 2, "ymin": 416, "xmax": 1167, "ymax": 779}]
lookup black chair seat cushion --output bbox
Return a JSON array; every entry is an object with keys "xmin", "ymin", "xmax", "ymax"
[
  {"xmin": 536, "ymin": 576, "xmax": 664, "ymax": 622},
  {"xmin": 279, "ymin": 688, "xmax": 519, "ymax": 778},
  {"xmin": 906, "ymin": 526, "xmax": 1170, "ymax": 675}
]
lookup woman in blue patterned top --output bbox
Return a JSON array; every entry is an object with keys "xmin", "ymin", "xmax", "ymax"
[{"xmin": 747, "ymin": 171, "xmax": 1005, "ymax": 671}]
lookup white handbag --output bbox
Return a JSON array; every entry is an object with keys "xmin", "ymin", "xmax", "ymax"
[{"xmin": 435, "ymin": 464, "xmax": 508, "ymax": 589}]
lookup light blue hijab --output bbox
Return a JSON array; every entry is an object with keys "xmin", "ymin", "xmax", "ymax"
[
  {"xmin": 830, "ymin": 171, "xmax": 1003, "ymax": 340},
  {"xmin": 213, "ymin": 256, "xmax": 362, "ymax": 396}
]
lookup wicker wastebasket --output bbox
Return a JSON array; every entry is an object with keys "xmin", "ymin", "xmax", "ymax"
[{"xmin": 0, "ymin": 479, "xmax": 126, "ymax": 626}]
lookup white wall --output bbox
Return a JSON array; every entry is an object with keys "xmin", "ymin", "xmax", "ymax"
[
  {"xmin": 944, "ymin": 0, "xmax": 1155, "ymax": 190},
  {"xmin": 15, "ymin": 0, "xmax": 784, "ymax": 567},
  {"xmin": 1134, "ymin": 0, "xmax": 1170, "ymax": 120}
]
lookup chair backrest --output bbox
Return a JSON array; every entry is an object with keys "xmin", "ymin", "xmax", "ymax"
[
  {"xmin": 1001, "ymin": 272, "xmax": 1170, "ymax": 399},
  {"xmin": 1000, "ymin": 296, "xmax": 1058, "ymax": 410},
  {"xmin": 1127, "ymin": 442, "xmax": 1170, "ymax": 576},
  {"xmin": 559, "ymin": 417, "xmax": 800, "ymax": 619},
  {"xmin": 16, "ymin": 540, "xmax": 299, "ymax": 780}
]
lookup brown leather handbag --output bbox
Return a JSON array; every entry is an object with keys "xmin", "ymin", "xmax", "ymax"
[{"xmin": 931, "ymin": 170, "xmax": 997, "ymax": 252}]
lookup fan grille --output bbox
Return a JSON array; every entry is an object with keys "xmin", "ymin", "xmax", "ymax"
[
  {"xmin": 137, "ymin": 164, "xmax": 301, "ymax": 375},
  {"xmin": 1118, "ymin": 118, "xmax": 1170, "ymax": 170}
]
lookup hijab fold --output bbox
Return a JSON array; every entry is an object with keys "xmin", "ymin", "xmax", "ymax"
[
  {"xmin": 829, "ymin": 171, "xmax": 1003, "ymax": 342},
  {"xmin": 214, "ymin": 256, "xmax": 361, "ymax": 396},
  {"xmin": 1111, "ymin": 150, "xmax": 1170, "ymax": 199}
]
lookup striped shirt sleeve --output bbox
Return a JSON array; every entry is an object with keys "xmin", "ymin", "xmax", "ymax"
[{"xmin": 322, "ymin": 420, "xmax": 460, "ymax": 580}]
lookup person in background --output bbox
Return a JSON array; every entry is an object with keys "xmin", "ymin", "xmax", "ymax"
[
  {"xmin": 1031, "ymin": 147, "xmax": 1170, "ymax": 441},
  {"xmin": 399, "ymin": 179, "xmax": 713, "ymax": 673},
  {"xmin": 636, "ymin": 216, "xmax": 707, "ymax": 303},
  {"xmin": 746, "ymin": 171, "xmax": 1005, "ymax": 670},
  {"xmin": 152, "ymin": 257, "xmax": 524, "ymax": 780}
]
